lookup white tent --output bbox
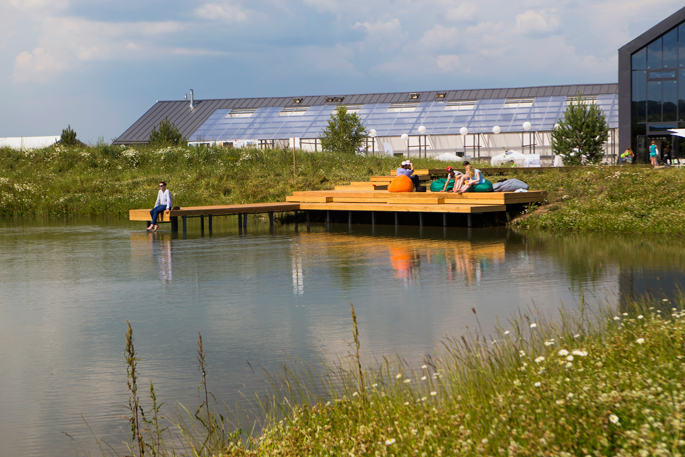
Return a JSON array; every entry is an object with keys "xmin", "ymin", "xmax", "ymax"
[
  {"xmin": 0, "ymin": 136, "xmax": 60, "ymax": 149},
  {"xmin": 491, "ymin": 150, "xmax": 541, "ymax": 167},
  {"xmin": 434, "ymin": 152, "xmax": 463, "ymax": 162}
]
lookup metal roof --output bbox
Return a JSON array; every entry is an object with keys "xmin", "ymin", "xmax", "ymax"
[{"xmin": 113, "ymin": 83, "xmax": 618, "ymax": 144}]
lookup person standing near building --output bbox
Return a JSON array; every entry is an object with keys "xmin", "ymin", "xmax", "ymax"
[
  {"xmin": 148, "ymin": 181, "xmax": 172, "ymax": 232},
  {"xmin": 649, "ymin": 141, "xmax": 658, "ymax": 166},
  {"xmin": 662, "ymin": 144, "xmax": 672, "ymax": 165}
]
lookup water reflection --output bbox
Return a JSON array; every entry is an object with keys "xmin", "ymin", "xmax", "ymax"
[{"xmin": 130, "ymin": 232, "xmax": 174, "ymax": 284}]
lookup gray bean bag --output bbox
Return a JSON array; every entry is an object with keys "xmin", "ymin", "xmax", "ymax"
[{"xmin": 492, "ymin": 179, "xmax": 529, "ymax": 192}]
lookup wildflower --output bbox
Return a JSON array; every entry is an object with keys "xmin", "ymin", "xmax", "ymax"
[
  {"xmin": 513, "ymin": 379, "xmax": 521, "ymax": 386},
  {"xmin": 613, "ymin": 316, "xmax": 621, "ymax": 321},
  {"xmin": 572, "ymin": 349, "xmax": 588, "ymax": 357},
  {"xmin": 421, "ymin": 364, "xmax": 427, "ymax": 369},
  {"xmin": 556, "ymin": 399, "xmax": 565, "ymax": 405},
  {"xmin": 404, "ymin": 378, "xmax": 411, "ymax": 383},
  {"xmin": 535, "ymin": 356, "xmax": 545, "ymax": 363},
  {"xmin": 504, "ymin": 330, "xmax": 510, "ymax": 335},
  {"xmin": 622, "ymin": 312, "xmax": 628, "ymax": 316},
  {"xmin": 609, "ymin": 415, "xmax": 619, "ymax": 424},
  {"xmin": 565, "ymin": 362, "xmax": 572, "ymax": 368},
  {"xmin": 566, "ymin": 355, "xmax": 574, "ymax": 362},
  {"xmin": 574, "ymin": 334, "xmax": 580, "ymax": 338},
  {"xmin": 421, "ymin": 376, "xmax": 427, "ymax": 381},
  {"xmin": 638, "ymin": 315, "xmax": 644, "ymax": 319},
  {"xmin": 396, "ymin": 373, "xmax": 402, "ymax": 379},
  {"xmin": 663, "ymin": 299, "xmax": 669, "ymax": 302},
  {"xmin": 558, "ymin": 349, "xmax": 569, "ymax": 356},
  {"xmin": 372, "ymin": 383, "xmax": 378, "ymax": 388},
  {"xmin": 421, "ymin": 397, "xmax": 427, "ymax": 401},
  {"xmin": 567, "ymin": 393, "xmax": 574, "ymax": 398},
  {"xmin": 637, "ymin": 338, "xmax": 645, "ymax": 344},
  {"xmin": 544, "ymin": 340, "xmax": 554, "ymax": 346},
  {"xmin": 385, "ymin": 438, "xmax": 396, "ymax": 445},
  {"xmin": 352, "ymin": 391, "xmax": 358, "ymax": 396},
  {"xmin": 530, "ymin": 323, "xmax": 537, "ymax": 328},
  {"xmin": 404, "ymin": 402, "xmax": 409, "ymax": 405},
  {"xmin": 430, "ymin": 391, "xmax": 437, "ymax": 396},
  {"xmin": 519, "ymin": 350, "xmax": 526, "ymax": 357},
  {"xmin": 534, "ymin": 382, "xmax": 542, "ymax": 387}
]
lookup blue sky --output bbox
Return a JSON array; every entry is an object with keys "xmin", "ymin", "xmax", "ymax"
[{"xmin": 1, "ymin": 0, "xmax": 682, "ymax": 142}]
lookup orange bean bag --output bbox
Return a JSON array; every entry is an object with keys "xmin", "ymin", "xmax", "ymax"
[{"xmin": 387, "ymin": 175, "xmax": 414, "ymax": 192}]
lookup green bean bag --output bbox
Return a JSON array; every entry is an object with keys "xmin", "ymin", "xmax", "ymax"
[
  {"xmin": 466, "ymin": 179, "xmax": 493, "ymax": 192},
  {"xmin": 430, "ymin": 178, "xmax": 455, "ymax": 192}
]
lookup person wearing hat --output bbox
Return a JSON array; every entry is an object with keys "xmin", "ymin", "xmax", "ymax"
[
  {"xmin": 396, "ymin": 160, "xmax": 419, "ymax": 190},
  {"xmin": 440, "ymin": 166, "xmax": 463, "ymax": 192}
]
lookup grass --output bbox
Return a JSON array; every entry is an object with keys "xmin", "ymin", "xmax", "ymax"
[{"xmin": 103, "ymin": 295, "xmax": 685, "ymax": 456}]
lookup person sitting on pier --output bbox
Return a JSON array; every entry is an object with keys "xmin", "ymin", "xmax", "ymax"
[
  {"xmin": 456, "ymin": 163, "xmax": 485, "ymax": 193},
  {"xmin": 449, "ymin": 161, "xmax": 472, "ymax": 193},
  {"xmin": 148, "ymin": 181, "xmax": 172, "ymax": 232},
  {"xmin": 396, "ymin": 160, "xmax": 419, "ymax": 190},
  {"xmin": 440, "ymin": 166, "xmax": 462, "ymax": 192}
]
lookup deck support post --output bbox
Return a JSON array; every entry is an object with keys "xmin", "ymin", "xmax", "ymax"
[
  {"xmin": 326, "ymin": 210, "xmax": 330, "ymax": 223},
  {"xmin": 171, "ymin": 217, "xmax": 179, "ymax": 232},
  {"xmin": 200, "ymin": 216, "xmax": 204, "ymax": 232},
  {"xmin": 208, "ymin": 215, "xmax": 212, "ymax": 232},
  {"xmin": 394, "ymin": 212, "xmax": 398, "ymax": 227},
  {"xmin": 182, "ymin": 216, "xmax": 187, "ymax": 233},
  {"xmin": 419, "ymin": 213, "xmax": 423, "ymax": 227},
  {"xmin": 243, "ymin": 213, "xmax": 247, "ymax": 229},
  {"xmin": 306, "ymin": 211, "xmax": 311, "ymax": 223},
  {"xmin": 238, "ymin": 213, "xmax": 242, "ymax": 229},
  {"xmin": 269, "ymin": 212, "xmax": 274, "ymax": 228},
  {"xmin": 348, "ymin": 211, "xmax": 352, "ymax": 225},
  {"xmin": 371, "ymin": 211, "xmax": 375, "ymax": 226},
  {"xmin": 467, "ymin": 214, "xmax": 472, "ymax": 228},
  {"xmin": 443, "ymin": 213, "xmax": 447, "ymax": 227}
]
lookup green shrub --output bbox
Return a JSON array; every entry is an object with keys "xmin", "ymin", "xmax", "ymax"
[{"xmin": 149, "ymin": 117, "xmax": 186, "ymax": 145}]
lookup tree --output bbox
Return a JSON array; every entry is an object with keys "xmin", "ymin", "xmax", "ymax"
[
  {"xmin": 149, "ymin": 117, "xmax": 186, "ymax": 145},
  {"xmin": 551, "ymin": 93, "xmax": 609, "ymax": 165},
  {"xmin": 319, "ymin": 106, "xmax": 367, "ymax": 154},
  {"xmin": 60, "ymin": 125, "xmax": 79, "ymax": 146}
]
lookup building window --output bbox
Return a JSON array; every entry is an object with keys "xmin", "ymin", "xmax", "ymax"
[
  {"xmin": 387, "ymin": 103, "xmax": 418, "ymax": 113},
  {"xmin": 648, "ymin": 37, "xmax": 662, "ymax": 69},
  {"xmin": 649, "ymin": 70, "xmax": 676, "ymax": 79},
  {"xmin": 664, "ymin": 80, "xmax": 678, "ymax": 121},
  {"xmin": 647, "ymin": 81, "xmax": 662, "ymax": 122},
  {"xmin": 632, "ymin": 47, "xmax": 647, "ymax": 70},
  {"xmin": 663, "ymin": 28, "xmax": 678, "ymax": 69},
  {"xmin": 679, "ymin": 70, "xmax": 685, "ymax": 121},
  {"xmin": 345, "ymin": 105, "xmax": 363, "ymax": 114},
  {"xmin": 633, "ymin": 70, "xmax": 647, "ymax": 124},
  {"xmin": 226, "ymin": 109, "xmax": 256, "ymax": 118},
  {"xmin": 564, "ymin": 95, "xmax": 597, "ymax": 106},
  {"xmin": 504, "ymin": 98, "xmax": 534, "ymax": 108},
  {"xmin": 679, "ymin": 23, "xmax": 685, "ymax": 68},
  {"xmin": 444, "ymin": 101, "xmax": 476, "ymax": 111},
  {"xmin": 279, "ymin": 107, "xmax": 308, "ymax": 116}
]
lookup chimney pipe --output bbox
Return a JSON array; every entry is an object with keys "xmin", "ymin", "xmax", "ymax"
[{"xmin": 189, "ymin": 89, "xmax": 194, "ymax": 109}]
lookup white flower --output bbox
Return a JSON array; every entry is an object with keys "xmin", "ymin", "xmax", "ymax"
[
  {"xmin": 566, "ymin": 355, "xmax": 574, "ymax": 361},
  {"xmin": 613, "ymin": 316, "xmax": 621, "ymax": 321},
  {"xmin": 352, "ymin": 391, "xmax": 358, "ymax": 396},
  {"xmin": 519, "ymin": 350, "xmax": 526, "ymax": 357},
  {"xmin": 565, "ymin": 362, "xmax": 573, "ymax": 368},
  {"xmin": 396, "ymin": 373, "xmax": 402, "ymax": 379},
  {"xmin": 421, "ymin": 376, "xmax": 427, "ymax": 381},
  {"xmin": 430, "ymin": 391, "xmax": 437, "ymax": 396},
  {"xmin": 530, "ymin": 323, "xmax": 537, "ymax": 328},
  {"xmin": 558, "ymin": 349, "xmax": 569, "ymax": 356},
  {"xmin": 504, "ymin": 330, "xmax": 510, "ymax": 335},
  {"xmin": 636, "ymin": 338, "xmax": 645, "ymax": 344},
  {"xmin": 403, "ymin": 378, "xmax": 411, "ymax": 383},
  {"xmin": 535, "ymin": 356, "xmax": 545, "ymax": 363},
  {"xmin": 421, "ymin": 364, "xmax": 427, "ymax": 369},
  {"xmin": 638, "ymin": 315, "xmax": 644, "ymax": 319},
  {"xmin": 513, "ymin": 379, "xmax": 521, "ymax": 386},
  {"xmin": 544, "ymin": 340, "xmax": 554, "ymax": 346},
  {"xmin": 623, "ymin": 313, "xmax": 628, "ymax": 316},
  {"xmin": 609, "ymin": 414, "xmax": 619, "ymax": 424},
  {"xmin": 573, "ymin": 334, "xmax": 580, "ymax": 339},
  {"xmin": 421, "ymin": 397, "xmax": 427, "ymax": 402},
  {"xmin": 534, "ymin": 382, "xmax": 542, "ymax": 387},
  {"xmin": 567, "ymin": 393, "xmax": 574, "ymax": 398},
  {"xmin": 404, "ymin": 402, "xmax": 409, "ymax": 405},
  {"xmin": 572, "ymin": 349, "xmax": 588, "ymax": 357},
  {"xmin": 662, "ymin": 299, "xmax": 669, "ymax": 302},
  {"xmin": 556, "ymin": 399, "xmax": 565, "ymax": 405},
  {"xmin": 385, "ymin": 438, "xmax": 396, "ymax": 445},
  {"xmin": 372, "ymin": 383, "xmax": 378, "ymax": 388}
]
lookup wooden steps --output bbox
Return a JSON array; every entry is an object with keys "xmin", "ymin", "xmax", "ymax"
[{"xmin": 298, "ymin": 202, "xmax": 507, "ymax": 213}]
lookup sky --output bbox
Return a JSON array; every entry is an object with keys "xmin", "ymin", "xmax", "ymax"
[{"xmin": 1, "ymin": 0, "xmax": 683, "ymax": 143}]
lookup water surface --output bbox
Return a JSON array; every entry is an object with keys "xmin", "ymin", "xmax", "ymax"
[{"xmin": 0, "ymin": 218, "xmax": 683, "ymax": 456}]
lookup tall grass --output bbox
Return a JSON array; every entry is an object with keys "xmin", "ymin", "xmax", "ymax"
[{"xmin": 105, "ymin": 294, "xmax": 685, "ymax": 456}]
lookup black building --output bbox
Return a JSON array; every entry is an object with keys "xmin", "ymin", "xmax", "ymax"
[{"xmin": 619, "ymin": 6, "xmax": 685, "ymax": 163}]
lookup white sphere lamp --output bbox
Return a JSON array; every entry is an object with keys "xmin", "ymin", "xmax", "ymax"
[
  {"xmin": 369, "ymin": 129, "xmax": 377, "ymax": 138},
  {"xmin": 492, "ymin": 125, "xmax": 501, "ymax": 135},
  {"xmin": 523, "ymin": 121, "xmax": 532, "ymax": 131},
  {"xmin": 418, "ymin": 125, "xmax": 426, "ymax": 134},
  {"xmin": 460, "ymin": 127, "xmax": 468, "ymax": 136},
  {"xmin": 401, "ymin": 133, "xmax": 409, "ymax": 141}
]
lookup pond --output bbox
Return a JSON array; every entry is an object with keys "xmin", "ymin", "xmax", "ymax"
[{"xmin": 0, "ymin": 217, "xmax": 683, "ymax": 457}]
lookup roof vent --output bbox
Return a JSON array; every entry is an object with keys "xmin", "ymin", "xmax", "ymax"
[
  {"xmin": 435, "ymin": 93, "xmax": 446, "ymax": 99},
  {"xmin": 409, "ymin": 93, "xmax": 420, "ymax": 99},
  {"xmin": 189, "ymin": 89, "xmax": 195, "ymax": 109},
  {"xmin": 292, "ymin": 98, "xmax": 303, "ymax": 104},
  {"xmin": 325, "ymin": 97, "xmax": 344, "ymax": 103}
]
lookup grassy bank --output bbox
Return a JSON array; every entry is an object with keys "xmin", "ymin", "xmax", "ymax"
[
  {"xmin": 2, "ymin": 144, "xmax": 683, "ymax": 234},
  {"xmin": 114, "ymin": 297, "xmax": 685, "ymax": 456}
]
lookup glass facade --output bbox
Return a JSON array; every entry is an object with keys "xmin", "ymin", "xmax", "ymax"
[{"xmin": 631, "ymin": 18, "xmax": 685, "ymax": 161}]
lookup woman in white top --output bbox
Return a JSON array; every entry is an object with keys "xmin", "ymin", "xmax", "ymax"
[{"xmin": 148, "ymin": 182, "xmax": 172, "ymax": 231}]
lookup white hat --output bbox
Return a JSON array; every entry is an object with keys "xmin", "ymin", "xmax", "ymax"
[{"xmin": 401, "ymin": 160, "xmax": 411, "ymax": 166}]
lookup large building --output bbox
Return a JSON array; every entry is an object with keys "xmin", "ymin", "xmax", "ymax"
[{"xmin": 114, "ymin": 6, "xmax": 685, "ymax": 164}]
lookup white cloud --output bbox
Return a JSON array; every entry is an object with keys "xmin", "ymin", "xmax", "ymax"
[
  {"xmin": 443, "ymin": 2, "xmax": 477, "ymax": 22},
  {"xmin": 295, "ymin": 44, "xmax": 358, "ymax": 75},
  {"xmin": 514, "ymin": 10, "xmax": 560, "ymax": 36},
  {"xmin": 353, "ymin": 18, "xmax": 407, "ymax": 51},
  {"xmin": 8, "ymin": 0, "xmax": 68, "ymax": 12},
  {"xmin": 417, "ymin": 25, "xmax": 459, "ymax": 51},
  {"xmin": 13, "ymin": 47, "xmax": 67, "ymax": 83},
  {"xmin": 195, "ymin": 2, "xmax": 248, "ymax": 23},
  {"xmin": 436, "ymin": 54, "xmax": 461, "ymax": 73}
]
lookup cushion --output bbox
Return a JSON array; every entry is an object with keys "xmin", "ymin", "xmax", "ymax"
[
  {"xmin": 492, "ymin": 179, "xmax": 529, "ymax": 192},
  {"xmin": 388, "ymin": 175, "xmax": 414, "ymax": 192},
  {"xmin": 466, "ymin": 179, "xmax": 493, "ymax": 192},
  {"xmin": 430, "ymin": 178, "xmax": 455, "ymax": 192}
]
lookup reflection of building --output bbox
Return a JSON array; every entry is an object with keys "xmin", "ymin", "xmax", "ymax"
[
  {"xmin": 291, "ymin": 242, "xmax": 304, "ymax": 295},
  {"xmin": 154, "ymin": 236, "xmax": 173, "ymax": 283},
  {"xmin": 619, "ymin": 7, "xmax": 685, "ymax": 162},
  {"xmin": 619, "ymin": 268, "xmax": 684, "ymax": 308}
]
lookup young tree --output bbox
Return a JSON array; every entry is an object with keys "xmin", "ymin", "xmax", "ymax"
[
  {"xmin": 319, "ymin": 106, "xmax": 367, "ymax": 154},
  {"xmin": 551, "ymin": 93, "xmax": 609, "ymax": 165},
  {"xmin": 149, "ymin": 117, "xmax": 186, "ymax": 145},
  {"xmin": 60, "ymin": 125, "xmax": 79, "ymax": 146}
]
